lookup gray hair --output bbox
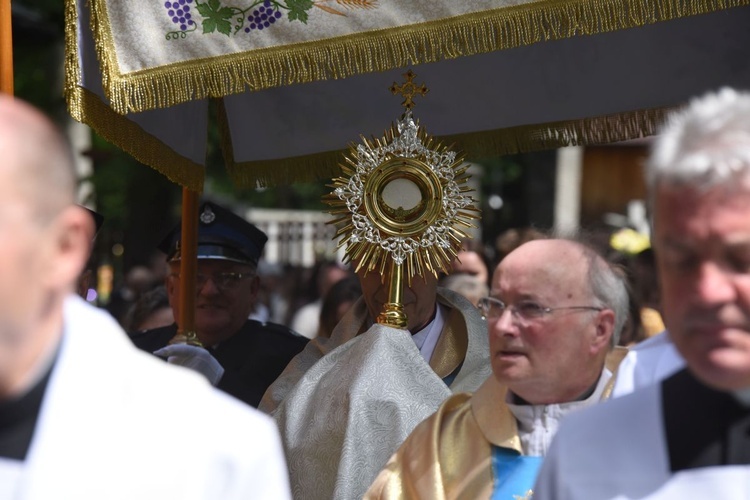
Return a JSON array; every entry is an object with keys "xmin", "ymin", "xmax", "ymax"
[
  {"xmin": 584, "ymin": 247, "xmax": 629, "ymax": 349},
  {"xmin": 646, "ymin": 88, "xmax": 750, "ymax": 204}
]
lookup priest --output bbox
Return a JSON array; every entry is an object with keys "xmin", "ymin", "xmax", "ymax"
[{"xmin": 365, "ymin": 238, "xmax": 629, "ymax": 499}]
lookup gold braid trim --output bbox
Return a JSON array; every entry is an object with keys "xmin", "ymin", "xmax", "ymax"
[
  {"xmin": 65, "ymin": 0, "xmax": 738, "ymax": 188},
  {"xmin": 69, "ymin": 86, "xmax": 206, "ymax": 191},
  {"xmin": 226, "ymin": 105, "xmax": 675, "ymax": 188},
  {"xmin": 65, "ymin": 0, "xmax": 204, "ymax": 190},
  {"xmin": 443, "ymin": 105, "xmax": 677, "ymax": 160},
  {"xmin": 83, "ymin": 0, "xmax": 749, "ymax": 114}
]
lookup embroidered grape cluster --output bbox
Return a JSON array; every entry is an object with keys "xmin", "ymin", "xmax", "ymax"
[
  {"xmin": 244, "ymin": 0, "xmax": 283, "ymax": 32},
  {"xmin": 164, "ymin": 0, "xmax": 195, "ymax": 32}
]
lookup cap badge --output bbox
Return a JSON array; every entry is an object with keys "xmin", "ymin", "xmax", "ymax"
[{"xmin": 200, "ymin": 205, "xmax": 216, "ymax": 225}]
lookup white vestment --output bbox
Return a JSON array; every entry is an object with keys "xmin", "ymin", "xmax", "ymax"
[
  {"xmin": 534, "ymin": 376, "xmax": 750, "ymax": 499},
  {"xmin": 265, "ymin": 288, "xmax": 491, "ymax": 500},
  {"xmin": 612, "ymin": 330, "xmax": 685, "ymax": 398},
  {"xmin": 9, "ymin": 295, "xmax": 291, "ymax": 500}
]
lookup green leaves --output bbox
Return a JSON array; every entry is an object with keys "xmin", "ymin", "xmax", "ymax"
[
  {"xmin": 186, "ymin": 0, "xmax": 316, "ymax": 37},
  {"xmin": 286, "ymin": 0, "xmax": 314, "ymax": 23},
  {"xmin": 196, "ymin": 0, "xmax": 234, "ymax": 36}
]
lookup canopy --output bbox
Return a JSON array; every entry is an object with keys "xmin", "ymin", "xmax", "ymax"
[{"xmin": 65, "ymin": 0, "xmax": 750, "ymax": 191}]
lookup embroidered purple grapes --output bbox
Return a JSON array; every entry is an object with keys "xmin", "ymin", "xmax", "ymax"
[
  {"xmin": 164, "ymin": 0, "xmax": 196, "ymax": 33},
  {"xmin": 164, "ymin": 0, "xmax": 375, "ymax": 40},
  {"xmin": 245, "ymin": 1, "xmax": 283, "ymax": 32}
]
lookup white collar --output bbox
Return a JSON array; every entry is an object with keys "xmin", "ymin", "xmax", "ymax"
[
  {"xmin": 506, "ymin": 369, "xmax": 612, "ymax": 456},
  {"xmin": 411, "ymin": 304, "xmax": 446, "ymax": 363}
]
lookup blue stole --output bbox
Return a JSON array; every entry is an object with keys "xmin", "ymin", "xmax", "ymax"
[{"xmin": 490, "ymin": 446, "xmax": 542, "ymax": 499}]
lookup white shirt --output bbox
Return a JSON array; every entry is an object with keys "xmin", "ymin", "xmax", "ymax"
[
  {"xmin": 507, "ymin": 369, "xmax": 612, "ymax": 456},
  {"xmin": 411, "ymin": 304, "xmax": 446, "ymax": 364}
]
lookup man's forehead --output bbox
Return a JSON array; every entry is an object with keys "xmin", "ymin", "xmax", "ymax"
[
  {"xmin": 654, "ymin": 185, "xmax": 750, "ymax": 238},
  {"xmin": 494, "ymin": 258, "xmax": 585, "ymax": 296},
  {"xmin": 499, "ymin": 241, "xmax": 585, "ymax": 273}
]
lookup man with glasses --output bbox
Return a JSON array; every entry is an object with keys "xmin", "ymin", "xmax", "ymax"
[
  {"xmin": 365, "ymin": 238, "xmax": 628, "ymax": 499},
  {"xmin": 130, "ymin": 201, "xmax": 308, "ymax": 408}
]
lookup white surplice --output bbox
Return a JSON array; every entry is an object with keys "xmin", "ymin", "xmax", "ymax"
[
  {"xmin": 10, "ymin": 295, "xmax": 291, "ymax": 500},
  {"xmin": 612, "ymin": 330, "xmax": 685, "ymax": 398},
  {"xmin": 534, "ymin": 378, "xmax": 750, "ymax": 499}
]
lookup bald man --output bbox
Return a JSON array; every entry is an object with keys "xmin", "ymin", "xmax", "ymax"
[
  {"xmin": 0, "ymin": 95, "xmax": 290, "ymax": 499},
  {"xmin": 365, "ymin": 239, "xmax": 629, "ymax": 499}
]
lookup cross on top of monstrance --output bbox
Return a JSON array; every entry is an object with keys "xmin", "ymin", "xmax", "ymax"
[
  {"xmin": 324, "ymin": 70, "xmax": 480, "ymax": 329},
  {"xmin": 389, "ymin": 70, "xmax": 429, "ymax": 110}
]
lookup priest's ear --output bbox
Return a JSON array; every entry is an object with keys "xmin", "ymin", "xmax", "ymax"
[
  {"xmin": 42, "ymin": 205, "xmax": 96, "ymax": 291},
  {"xmin": 590, "ymin": 308, "xmax": 615, "ymax": 354}
]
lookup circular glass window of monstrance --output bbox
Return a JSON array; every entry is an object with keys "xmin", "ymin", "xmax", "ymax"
[{"xmin": 363, "ymin": 157, "xmax": 443, "ymax": 238}]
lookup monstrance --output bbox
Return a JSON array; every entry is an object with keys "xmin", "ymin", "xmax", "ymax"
[{"xmin": 324, "ymin": 70, "xmax": 480, "ymax": 329}]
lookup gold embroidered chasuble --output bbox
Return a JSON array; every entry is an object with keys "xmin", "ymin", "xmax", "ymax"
[{"xmin": 365, "ymin": 347, "xmax": 628, "ymax": 499}]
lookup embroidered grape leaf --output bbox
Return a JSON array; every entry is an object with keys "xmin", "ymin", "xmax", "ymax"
[
  {"xmin": 196, "ymin": 0, "xmax": 234, "ymax": 35},
  {"xmin": 287, "ymin": 0, "xmax": 314, "ymax": 23}
]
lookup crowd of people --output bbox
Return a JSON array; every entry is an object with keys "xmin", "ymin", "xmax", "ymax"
[{"xmin": 2, "ymin": 85, "xmax": 750, "ymax": 498}]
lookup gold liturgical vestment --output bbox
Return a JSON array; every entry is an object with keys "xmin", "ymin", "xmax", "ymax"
[
  {"xmin": 365, "ymin": 348, "xmax": 627, "ymax": 499},
  {"xmin": 262, "ymin": 288, "xmax": 491, "ymax": 500}
]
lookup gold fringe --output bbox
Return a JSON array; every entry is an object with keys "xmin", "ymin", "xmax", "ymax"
[
  {"xmin": 228, "ymin": 105, "xmax": 676, "ymax": 188},
  {"xmin": 444, "ymin": 105, "xmax": 677, "ymax": 160},
  {"xmin": 65, "ymin": 0, "xmax": 205, "ymax": 191},
  {"xmin": 69, "ymin": 86, "xmax": 207, "ymax": 191},
  {"xmin": 81, "ymin": 0, "xmax": 750, "ymax": 114},
  {"xmin": 66, "ymin": 89, "xmax": 677, "ymax": 190},
  {"xmin": 63, "ymin": 0, "xmax": 689, "ymax": 189}
]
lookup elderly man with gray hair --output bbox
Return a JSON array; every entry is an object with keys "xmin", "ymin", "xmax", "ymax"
[
  {"xmin": 535, "ymin": 88, "xmax": 750, "ymax": 499},
  {"xmin": 365, "ymin": 238, "xmax": 629, "ymax": 499}
]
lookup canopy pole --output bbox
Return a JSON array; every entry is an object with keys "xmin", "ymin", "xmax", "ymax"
[
  {"xmin": 173, "ymin": 187, "xmax": 201, "ymax": 346},
  {"xmin": 0, "ymin": 0, "xmax": 13, "ymax": 95}
]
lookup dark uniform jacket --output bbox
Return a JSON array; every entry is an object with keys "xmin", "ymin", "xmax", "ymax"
[{"xmin": 129, "ymin": 321, "xmax": 308, "ymax": 408}]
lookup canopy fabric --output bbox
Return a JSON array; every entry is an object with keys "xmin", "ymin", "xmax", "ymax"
[{"xmin": 65, "ymin": 0, "xmax": 750, "ymax": 190}]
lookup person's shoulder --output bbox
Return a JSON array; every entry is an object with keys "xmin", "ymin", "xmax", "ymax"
[
  {"xmin": 439, "ymin": 391, "xmax": 474, "ymax": 416},
  {"xmin": 243, "ymin": 320, "xmax": 309, "ymax": 341},
  {"xmin": 199, "ymin": 386, "xmax": 277, "ymax": 430},
  {"xmin": 128, "ymin": 323, "xmax": 176, "ymax": 351},
  {"xmin": 396, "ymin": 392, "xmax": 473, "ymax": 452},
  {"xmin": 243, "ymin": 319, "xmax": 309, "ymax": 340},
  {"xmin": 562, "ymin": 382, "xmax": 660, "ymax": 440},
  {"xmin": 147, "ymin": 368, "xmax": 282, "ymax": 455},
  {"xmin": 630, "ymin": 329, "xmax": 673, "ymax": 352}
]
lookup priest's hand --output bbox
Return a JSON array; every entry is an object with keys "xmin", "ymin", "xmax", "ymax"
[{"xmin": 153, "ymin": 344, "xmax": 224, "ymax": 386}]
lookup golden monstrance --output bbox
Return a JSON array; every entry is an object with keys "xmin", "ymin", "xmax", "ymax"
[{"xmin": 324, "ymin": 70, "xmax": 480, "ymax": 329}]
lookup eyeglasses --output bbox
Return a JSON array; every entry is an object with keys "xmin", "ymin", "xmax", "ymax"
[
  {"xmin": 171, "ymin": 272, "xmax": 253, "ymax": 291},
  {"xmin": 478, "ymin": 296, "xmax": 603, "ymax": 322}
]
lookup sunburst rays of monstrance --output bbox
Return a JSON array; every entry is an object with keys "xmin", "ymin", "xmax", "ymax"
[{"xmin": 324, "ymin": 70, "xmax": 481, "ymax": 329}]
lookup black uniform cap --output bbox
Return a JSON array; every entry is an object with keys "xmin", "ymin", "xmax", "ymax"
[
  {"xmin": 157, "ymin": 201, "xmax": 268, "ymax": 266},
  {"xmin": 81, "ymin": 206, "xmax": 104, "ymax": 237}
]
